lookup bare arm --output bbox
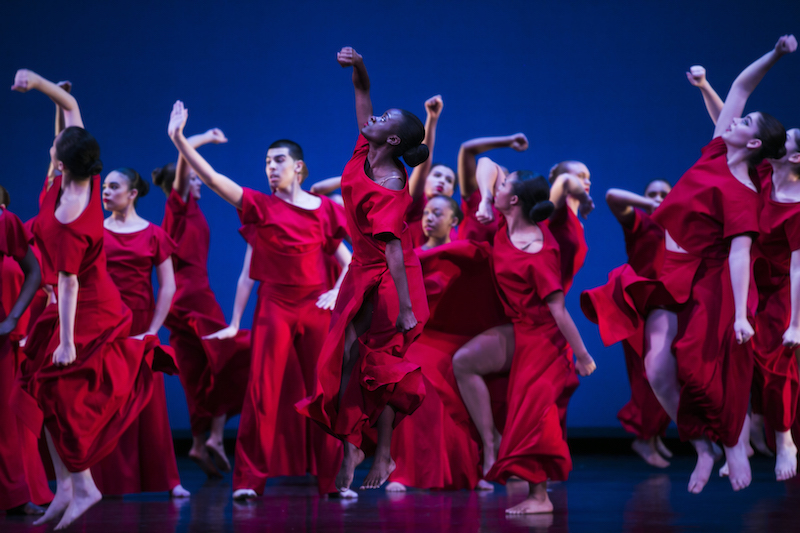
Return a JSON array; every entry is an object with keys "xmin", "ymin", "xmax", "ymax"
[
  {"xmin": 605, "ymin": 188, "xmax": 658, "ymax": 225},
  {"xmin": 12, "ymin": 70, "xmax": 83, "ymax": 128},
  {"xmin": 783, "ymin": 249, "xmax": 800, "ymax": 347},
  {"xmin": 474, "ymin": 157, "xmax": 503, "ymax": 224},
  {"xmin": 686, "ymin": 66, "xmax": 725, "ymax": 125},
  {"xmin": 546, "ymin": 291, "xmax": 596, "ymax": 376},
  {"xmin": 384, "ymin": 239, "xmax": 417, "ymax": 332},
  {"xmin": 316, "ymin": 242, "xmax": 353, "ymax": 310},
  {"xmin": 173, "ymin": 128, "xmax": 229, "ymax": 201},
  {"xmin": 714, "ymin": 35, "xmax": 797, "ymax": 139},
  {"xmin": 140, "ymin": 258, "xmax": 176, "ymax": 337},
  {"xmin": 168, "ymin": 102, "xmax": 243, "ymax": 208},
  {"xmin": 457, "ymin": 133, "xmax": 528, "ymax": 199},
  {"xmin": 53, "ymin": 272, "xmax": 79, "ymax": 366},
  {"xmin": 408, "ymin": 95, "xmax": 444, "ymax": 200},
  {"xmin": 310, "ymin": 176, "xmax": 343, "ymax": 196},
  {"xmin": 729, "ymin": 235, "xmax": 754, "ymax": 343},
  {"xmin": 550, "ymin": 173, "xmax": 594, "ymax": 217},
  {"xmin": 337, "ymin": 47, "xmax": 372, "ymax": 130},
  {"xmin": 204, "ymin": 245, "xmax": 254, "ymax": 340},
  {"xmin": 47, "ymin": 81, "xmax": 72, "ymax": 181},
  {"xmin": 0, "ymin": 249, "xmax": 41, "ymax": 337}
]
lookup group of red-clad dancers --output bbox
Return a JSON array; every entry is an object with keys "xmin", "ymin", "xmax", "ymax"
[{"xmin": 0, "ymin": 36, "xmax": 798, "ymax": 527}]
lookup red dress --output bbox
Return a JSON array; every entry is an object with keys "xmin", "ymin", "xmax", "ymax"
[
  {"xmin": 296, "ymin": 135, "xmax": 430, "ymax": 453},
  {"xmin": 457, "ymin": 191, "xmax": 499, "ymax": 244},
  {"xmin": 233, "ymin": 189, "xmax": 346, "ymax": 496},
  {"xmin": 751, "ymin": 178, "xmax": 800, "ymax": 434},
  {"xmin": 90, "ymin": 224, "xmax": 182, "ymax": 494},
  {"xmin": 405, "ymin": 194, "xmax": 457, "ymax": 248},
  {"xmin": 14, "ymin": 176, "xmax": 167, "ymax": 472},
  {"xmin": 161, "ymin": 189, "xmax": 251, "ymax": 436},
  {"xmin": 486, "ymin": 218, "xmax": 576, "ymax": 485},
  {"xmin": 389, "ymin": 240, "xmax": 507, "ymax": 489},
  {"xmin": 0, "ymin": 210, "xmax": 53, "ymax": 510}
]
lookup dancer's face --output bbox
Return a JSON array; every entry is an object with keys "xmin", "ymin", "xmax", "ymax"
[
  {"xmin": 493, "ymin": 172, "xmax": 518, "ymax": 213},
  {"xmin": 424, "ymin": 165, "xmax": 455, "ymax": 199},
  {"xmin": 265, "ymin": 147, "xmax": 301, "ymax": 192},
  {"xmin": 565, "ymin": 162, "xmax": 591, "ymax": 195},
  {"xmin": 644, "ymin": 180, "xmax": 671, "ymax": 207},
  {"xmin": 102, "ymin": 171, "xmax": 137, "ymax": 212},
  {"xmin": 422, "ymin": 196, "xmax": 457, "ymax": 240},
  {"xmin": 722, "ymin": 112, "xmax": 762, "ymax": 149},
  {"xmin": 188, "ymin": 170, "xmax": 202, "ymax": 199},
  {"xmin": 361, "ymin": 109, "xmax": 404, "ymax": 146}
]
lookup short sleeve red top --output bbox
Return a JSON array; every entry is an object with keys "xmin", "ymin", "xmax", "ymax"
[
  {"xmin": 493, "ymin": 218, "xmax": 563, "ymax": 327},
  {"xmin": 623, "ymin": 208, "xmax": 665, "ymax": 279},
  {"xmin": 754, "ymin": 178, "xmax": 800, "ymax": 287},
  {"xmin": 161, "ymin": 189, "xmax": 211, "ymax": 282},
  {"xmin": 340, "ymin": 135, "xmax": 415, "ymax": 265},
  {"xmin": 104, "ymin": 224, "xmax": 176, "ymax": 311},
  {"xmin": 237, "ymin": 187, "xmax": 347, "ymax": 286},
  {"xmin": 458, "ymin": 191, "xmax": 500, "ymax": 244},
  {"xmin": 652, "ymin": 137, "xmax": 766, "ymax": 259},
  {"xmin": 544, "ymin": 204, "xmax": 587, "ymax": 293}
]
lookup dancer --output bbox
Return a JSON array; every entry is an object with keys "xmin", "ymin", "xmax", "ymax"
[
  {"xmin": 154, "ymin": 129, "xmax": 252, "ymax": 479},
  {"xmin": 166, "ymin": 110, "xmax": 351, "ymax": 499},
  {"xmin": 605, "ymin": 181, "xmax": 674, "ymax": 467},
  {"xmin": 478, "ymin": 170, "xmax": 595, "ymax": 514},
  {"xmin": 296, "ymin": 46, "xmax": 430, "ymax": 495},
  {"xmin": 11, "ymin": 69, "xmax": 168, "ymax": 529},
  {"xmin": 89, "ymin": 168, "xmax": 189, "ymax": 497}
]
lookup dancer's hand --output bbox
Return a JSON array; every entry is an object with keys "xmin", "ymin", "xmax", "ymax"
[
  {"xmin": 337, "ymin": 47, "xmax": 363, "ymax": 68},
  {"xmin": 396, "ymin": 307, "xmax": 418, "ymax": 333},
  {"xmin": 168, "ymin": 100, "xmax": 188, "ymax": 140},
  {"xmin": 775, "ymin": 35, "xmax": 797, "ymax": 57},
  {"xmin": 578, "ymin": 195, "xmax": 595, "ymax": 219},
  {"xmin": 476, "ymin": 195, "xmax": 495, "ymax": 225},
  {"xmin": 204, "ymin": 128, "xmax": 228, "ymax": 144},
  {"xmin": 509, "ymin": 133, "xmax": 529, "ymax": 152},
  {"xmin": 0, "ymin": 317, "xmax": 17, "ymax": 337},
  {"xmin": 575, "ymin": 352, "xmax": 596, "ymax": 377},
  {"xmin": 11, "ymin": 69, "xmax": 41, "ymax": 92},
  {"xmin": 425, "ymin": 95, "xmax": 444, "ymax": 120},
  {"xmin": 734, "ymin": 318, "xmax": 754, "ymax": 344},
  {"xmin": 52, "ymin": 342, "xmax": 77, "ymax": 367},
  {"xmin": 782, "ymin": 325, "xmax": 800, "ymax": 349},
  {"xmin": 316, "ymin": 288, "xmax": 339, "ymax": 311},
  {"xmin": 203, "ymin": 325, "xmax": 238, "ymax": 340},
  {"xmin": 686, "ymin": 65, "xmax": 708, "ymax": 88}
]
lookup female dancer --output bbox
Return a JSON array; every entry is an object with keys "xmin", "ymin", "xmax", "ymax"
[
  {"xmin": 481, "ymin": 170, "xmax": 595, "ymax": 514},
  {"xmin": 11, "ymin": 69, "xmax": 167, "ymax": 529},
  {"xmin": 605, "ymin": 181, "xmax": 673, "ymax": 467},
  {"xmin": 89, "ymin": 168, "xmax": 189, "ymax": 497},
  {"xmin": 0, "ymin": 188, "xmax": 50, "ymax": 515},
  {"xmin": 154, "ymin": 129, "xmax": 252, "ymax": 478},
  {"xmin": 166, "ymin": 116, "xmax": 351, "ymax": 499},
  {"xmin": 296, "ymin": 47, "xmax": 430, "ymax": 495}
]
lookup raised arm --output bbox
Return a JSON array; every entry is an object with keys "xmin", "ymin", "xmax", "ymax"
[
  {"xmin": 714, "ymin": 35, "xmax": 797, "ymax": 139},
  {"xmin": 0, "ymin": 249, "xmax": 41, "ymax": 337},
  {"xmin": 605, "ymin": 188, "xmax": 658, "ymax": 225},
  {"xmin": 310, "ymin": 176, "xmax": 343, "ymax": 196},
  {"xmin": 47, "ymin": 81, "xmax": 72, "ymax": 182},
  {"xmin": 168, "ymin": 101, "xmax": 243, "ymax": 208},
  {"xmin": 204, "ymin": 245, "xmax": 254, "ymax": 340},
  {"xmin": 12, "ymin": 70, "xmax": 83, "ymax": 129},
  {"xmin": 550, "ymin": 173, "xmax": 594, "ymax": 218},
  {"xmin": 173, "ymin": 128, "xmax": 229, "ymax": 201},
  {"xmin": 546, "ymin": 291, "xmax": 596, "ymax": 376},
  {"xmin": 408, "ymin": 95, "xmax": 444, "ymax": 200},
  {"xmin": 686, "ymin": 66, "xmax": 725, "ymax": 125},
  {"xmin": 457, "ymin": 133, "xmax": 528, "ymax": 199},
  {"xmin": 474, "ymin": 157, "xmax": 504, "ymax": 224},
  {"xmin": 337, "ymin": 47, "xmax": 372, "ymax": 130}
]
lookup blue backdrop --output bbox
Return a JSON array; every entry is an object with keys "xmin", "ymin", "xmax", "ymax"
[{"xmin": 2, "ymin": 0, "xmax": 799, "ymax": 433}]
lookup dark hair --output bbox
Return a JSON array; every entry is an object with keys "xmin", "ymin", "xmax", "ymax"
[
  {"xmin": 429, "ymin": 162, "xmax": 457, "ymax": 182},
  {"xmin": 269, "ymin": 139, "xmax": 304, "ymax": 162},
  {"xmin": 427, "ymin": 194, "xmax": 464, "ymax": 225},
  {"xmin": 394, "ymin": 109, "xmax": 429, "ymax": 167},
  {"xmin": 512, "ymin": 170, "xmax": 554, "ymax": 223},
  {"xmin": 753, "ymin": 112, "xmax": 787, "ymax": 163},
  {"xmin": 643, "ymin": 178, "xmax": 672, "ymax": 193},
  {"xmin": 114, "ymin": 167, "xmax": 149, "ymax": 206},
  {"xmin": 548, "ymin": 160, "xmax": 584, "ymax": 184},
  {"xmin": 55, "ymin": 126, "xmax": 102, "ymax": 180},
  {"xmin": 0, "ymin": 184, "xmax": 9, "ymax": 207},
  {"xmin": 152, "ymin": 163, "xmax": 176, "ymax": 195}
]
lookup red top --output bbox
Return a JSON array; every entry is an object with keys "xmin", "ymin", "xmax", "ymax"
[
  {"xmin": 754, "ymin": 178, "xmax": 800, "ymax": 289},
  {"xmin": 238, "ymin": 188, "xmax": 347, "ymax": 286},
  {"xmin": 493, "ymin": 218, "xmax": 564, "ymax": 327},
  {"xmin": 103, "ymin": 224, "xmax": 176, "ymax": 311},
  {"xmin": 623, "ymin": 208, "xmax": 665, "ymax": 279},
  {"xmin": 0, "ymin": 210, "xmax": 32, "ymax": 332},
  {"xmin": 161, "ymin": 189, "xmax": 214, "ymax": 290},
  {"xmin": 458, "ymin": 191, "xmax": 500, "ymax": 244},
  {"xmin": 653, "ymin": 137, "xmax": 767, "ymax": 259},
  {"xmin": 544, "ymin": 204, "xmax": 587, "ymax": 294}
]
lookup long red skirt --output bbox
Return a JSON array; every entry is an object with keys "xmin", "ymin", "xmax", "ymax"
[{"xmin": 234, "ymin": 283, "xmax": 341, "ymax": 495}]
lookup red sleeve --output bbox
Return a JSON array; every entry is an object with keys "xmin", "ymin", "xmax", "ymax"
[
  {"xmin": 700, "ymin": 137, "xmax": 727, "ymax": 159},
  {"xmin": 50, "ymin": 226, "xmax": 89, "ymax": 275},
  {"xmin": 166, "ymin": 188, "xmax": 188, "ymax": 216},
  {"xmin": 365, "ymin": 191, "xmax": 407, "ymax": 240},
  {"xmin": 532, "ymin": 247, "xmax": 564, "ymax": 300},
  {"xmin": 323, "ymin": 199, "xmax": 348, "ymax": 254},
  {"xmin": 151, "ymin": 225, "xmax": 177, "ymax": 265},
  {"xmin": 784, "ymin": 210, "xmax": 800, "ymax": 252},
  {"xmin": 353, "ymin": 134, "xmax": 370, "ymax": 157},
  {"xmin": 238, "ymin": 187, "xmax": 272, "ymax": 226},
  {"xmin": 722, "ymin": 186, "xmax": 760, "ymax": 240},
  {"xmin": 0, "ymin": 211, "xmax": 30, "ymax": 261},
  {"xmin": 756, "ymin": 161, "xmax": 773, "ymax": 192},
  {"xmin": 238, "ymin": 224, "xmax": 257, "ymax": 246}
]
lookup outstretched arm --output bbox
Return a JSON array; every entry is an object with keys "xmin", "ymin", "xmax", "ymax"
[
  {"xmin": 546, "ymin": 291, "xmax": 596, "ymax": 376},
  {"xmin": 714, "ymin": 35, "xmax": 797, "ymax": 139},
  {"xmin": 550, "ymin": 173, "xmax": 594, "ymax": 218},
  {"xmin": 168, "ymin": 101, "xmax": 243, "ymax": 208},
  {"xmin": 12, "ymin": 70, "xmax": 83, "ymax": 129},
  {"xmin": 605, "ymin": 188, "xmax": 658, "ymax": 225},
  {"xmin": 408, "ymin": 95, "xmax": 444, "ymax": 200},
  {"xmin": 457, "ymin": 133, "xmax": 528, "ymax": 199},
  {"xmin": 0, "ymin": 249, "xmax": 41, "ymax": 337},
  {"xmin": 337, "ymin": 47, "xmax": 372, "ymax": 130},
  {"xmin": 686, "ymin": 66, "xmax": 725, "ymax": 125},
  {"xmin": 204, "ymin": 245, "xmax": 254, "ymax": 340},
  {"xmin": 310, "ymin": 176, "xmax": 343, "ymax": 196}
]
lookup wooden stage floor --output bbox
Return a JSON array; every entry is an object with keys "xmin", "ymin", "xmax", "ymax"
[{"xmin": 3, "ymin": 452, "xmax": 799, "ymax": 532}]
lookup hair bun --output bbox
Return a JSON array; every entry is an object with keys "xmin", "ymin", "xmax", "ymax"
[
  {"xmin": 87, "ymin": 159, "xmax": 104, "ymax": 176},
  {"xmin": 402, "ymin": 144, "xmax": 429, "ymax": 168},
  {"xmin": 529, "ymin": 200, "xmax": 554, "ymax": 223}
]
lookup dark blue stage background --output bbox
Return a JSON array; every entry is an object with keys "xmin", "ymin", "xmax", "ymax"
[{"xmin": 2, "ymin": 1, "xmax": 799, "ymax": 433}]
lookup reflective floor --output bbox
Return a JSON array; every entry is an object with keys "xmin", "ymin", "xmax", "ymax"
[{"xmin": 3, "ymin": 452, "xmax": 799, "ymax": 532}]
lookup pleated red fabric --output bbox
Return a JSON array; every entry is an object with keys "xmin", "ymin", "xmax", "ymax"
[{"xmin": 296, "ymin": 135, "xmax": 430, "ymax": 454}]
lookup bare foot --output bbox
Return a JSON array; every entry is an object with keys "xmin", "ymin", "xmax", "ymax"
[
  {"xmin": 719, "ymin": 461, "xmax": 729, "ymax": 478},
  {"xmin": 336, "ymin": 442, "xmax": 365, "ymax": 493},
  {"xmin": 189, "ymin": 445, "xmax": 222, "ymax": 479},
  {"xmin": 750, "ymin": 413, "xmax": 774, "ymax": 457},
  {"xmin": 655, "ymin": 436, "xmax": 673, "ymax": 458},
  {"xmin": 33, "ymin": 481, "xmax": 72, "ymax": 526},
  {"xmin": 482, "ymin": 430, "xmax": 502, "ymax": 477},
  {"xmin": 360, "ymin": 454, "xmax": 396, "ymax": 489},
  {"xmin": 6, "ymin": 502, "xmax": 45, "ymax": 515},
  {"xmin": 54, "ymin": 482, "xmax": 101, "ymax": 530},
  {"xmin": 476, "ymin": 479, "xmax": 494, "ymax": 491},
  {"xmin": 385, "ymin": 481, "xmax": 406, "ymax": 492},
  {"xmin": 205, "ymin": 438, "xmax": 231, "ymax": 473},
  {"xmin": 170, "ymin": 484, "xmax": 191, "ymax": 498},
  {"xmin": 632, "ymin": 438, "xmax": 670, "ymax": 468},
  {"xmin": 724, "ymin": 441, "xmax": 752, "ymax": 491},
  {"xmin": 232, "ymin": 489, "xmax": 257, "ymax": 501},
  {"xmin": 688, "ymin": 439, "xmax": 716, "ymax": 494},
  {"xmin": 506, "ymin": 483, "xmax": 553, "ymax": 515},
  {"xmin": 775, "ymin": 431, "xmax": 798, "ymax": 481}
]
